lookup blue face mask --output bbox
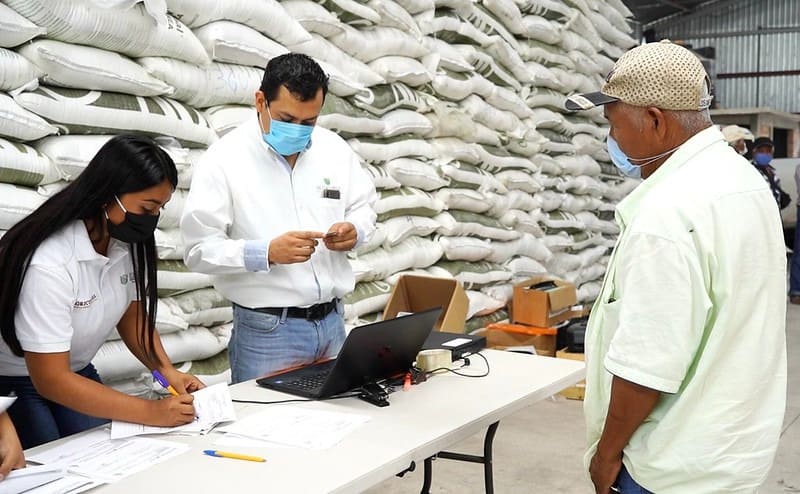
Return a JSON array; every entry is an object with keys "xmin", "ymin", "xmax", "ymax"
[
  {"xmin": 262, "ymin": 106, "xmax": 314, "ymax": 156},
  {"xmin": 753, "ymin": 152, "xmax": 772, "ymax": 167},
  {"xmin": 607, "ymin": 135, "xmax": 641, "ymax": 179}
]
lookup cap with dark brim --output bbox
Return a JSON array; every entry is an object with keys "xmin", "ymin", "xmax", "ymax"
[{"xmin": 564, "ymin": 91, "xmax": 619, "ymax": 111}]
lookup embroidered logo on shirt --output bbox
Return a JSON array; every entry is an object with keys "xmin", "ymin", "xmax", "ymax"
[{"xmin": 74, "ymin": 294, "xmax": 98, "ymax": 309}]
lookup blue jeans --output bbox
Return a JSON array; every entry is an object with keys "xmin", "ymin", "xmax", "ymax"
[
  {"xmin": 614, "ymin": 465, "xmax": 654, "ymax": 494},
  {"xmin": 0, "ymin": 364, "xmax": 109, "ymax": 449},
  {"xmin": 790, "ymin": 206, "xmax": 800, "ymax": 296},
  {"xmin": 229, "ymin": 302, "xmax": 346, "ymax": 383}
]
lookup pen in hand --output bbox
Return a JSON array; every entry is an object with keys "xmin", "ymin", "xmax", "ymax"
[{"xmin": 152, "ymin": 369, "xmax": 179, "ymax": 396}]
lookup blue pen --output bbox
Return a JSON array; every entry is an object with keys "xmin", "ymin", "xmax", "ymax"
[{"xmin": 152, "ymin": 369, "xmax": 179, "ymax": 396}]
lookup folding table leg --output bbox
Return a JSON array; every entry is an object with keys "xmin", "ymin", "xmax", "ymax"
[
  {"xmin": 420, "ymin": 456, "xmax": 433, "ymax": 494},
  {"xmin": 421, "ymin": 421, "xmax": 501, "ymax": 493}
]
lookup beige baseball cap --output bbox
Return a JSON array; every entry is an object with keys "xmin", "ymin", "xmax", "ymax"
[
  {"xmin": 565, "ymin": 40, "xmax": 713, "ymax": 112},
  {"xmin": 720, "ymin": 125, "xmax": 754, "ymax": 143}
]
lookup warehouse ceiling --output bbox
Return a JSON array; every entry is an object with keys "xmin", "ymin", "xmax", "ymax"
[{"xmin": 623, "ymin": 0, "xmax": 710, "ymax": 25}]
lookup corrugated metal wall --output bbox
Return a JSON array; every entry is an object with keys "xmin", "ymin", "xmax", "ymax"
[{"xmin": 648, "ymin": 0, "xmax": 800, "ymax": 112}]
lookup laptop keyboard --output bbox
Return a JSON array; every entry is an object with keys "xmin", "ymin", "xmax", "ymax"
[{"xmin": 286, "ymin": 369, "xmax": 331, "ymax": 391}]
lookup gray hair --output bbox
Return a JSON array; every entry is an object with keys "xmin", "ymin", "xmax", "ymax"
[{"xmin": 669, "ymin": 109, "xmax": 713, "ymax": 133}]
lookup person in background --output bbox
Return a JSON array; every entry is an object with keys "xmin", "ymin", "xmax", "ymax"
[
  {"xmin": 721, "ymin": 124, "xmax": 754, "ymax": 155},
  {"xmin": 181, "ymin": 53, "xmax": 377, "ymax": 383},
  {"xmin": 791, "ymin": 163, "xmax": 800, "ymax": 305},
  {"xmin": 751, "ymin": 136, "xmax": 791, "ymax": 209},
  {"xmin": 0, "ymin": 135, "xmax": 204, "ymax": 449},
  {"xmin": 566, "ymin": 40, "xmax": 786, "ymax": 494},
  {"xmin": 0, "ymin": 413, "xmax": 23, "ymax": 479}
]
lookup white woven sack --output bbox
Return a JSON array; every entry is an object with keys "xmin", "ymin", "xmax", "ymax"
[
  {"xmin": 368, "ymin": 56, "xmax": 432, "ymax": 87},
  {"xmin": 330, "ymin": 26, "xmax": 427, "ymax": 63},
  {"xmin": 385, "ymin": 158, "xmax": 449, "ymax": 191},
  {"xmin": 139, "ymin": 58, "xmax": 260, "ymax": 108},
  {"xmin": 343, "ymin": 281, "xmax": 393, "ymax": 320},
  {"xmin": 157, "ymin": 261, "xmax": 214, "ymax": 295},
  {"xmin": 395, "ymin": 0, "xmax": 435, "ymax": 15},
  {"xmin": 34, "ymin": 135, "xmax": 194, "ymax": 183},
  {"xmin": 505, "ymin": 256, "xmax": 547, "ymax": 279},
  {"xmin": 315, "ymin": 60, "xmax": 368, "ymax": 97},
  {"xmin": 435, "ymin": 188, "xmax": 490, "ymax": 214},
  {"xmin": 382, "ymin": 215, "xmax": 441, "ymax": 247},
  {"xmin": 352, "ymin": 223, "xmax": 387, "ymax": 255},
  {"xmin": 164, "ymin": 0, "xmax": 311, "ymax": 46},
  {"xmin": 154, "ymin": 228, "xmax": 185, "ymax": 260},
  {"xmin": 0, "ymin": 3, "xmax": 46, "ymax": 48},
  {"xmin": 281, "ymin": 0, "xmax": 346, "ymax": 38},
  {"xmin": 0, "ymin": 48, "xmax": 41, "ymax": 93},
  {"xmin": 422, "ymin": 37, "xmax": 473, "ymax": 72},
  {"xmin": 576, "ymin": 281, "xmax": 601, "ymax": 304},
  {"xmin": 349, "ymin": 138, "xmax": 437, "ymax": 164},
  {"xmin": 363, "ymin": 164, "xmax": 401, "ymax": 190},
  {"xmin": 0, "ymin": 137, "xmax": 62, "ymax": 187},
  {"xmin": 380, "ymin": 110, "xmax": 434, "ymax": 138},
  {"xmin": 438, "ymin": 236, "xmax": 493, "ymax": 262},
  {"xmin": 4, "ymin": 0, "xmax": 209, "ymax": 65},
  {"xmin": 14, "ymin": 86, "xmax": 216, "ymax": 148},
  {"xmin": 367, "ymin": 0, "xmax": 422, "ymax": 38},
  {"xmin": 466, "ymin": 290, "xmax": 505, "ymax": 319},
  {"xmin": 18, "ymin": 40, "xmax": 172, "ymax": 97},
  {"xmin": 0, "ymin": 93, "xmax": 57, "ymax": 141},
  {"xmin": 94, "ymin": 325, "xmax": 231, "ymax": 382},
  {"xmin": 0, "ymin": 183, "xmax": 48, "ymax": 230},
  {"xmin": 430, "ymin": 139, "xmax": 482, "ymax": 165},
  {"xmin": 193, "ymin": 21, "xmax": 289, "ymax": 68},
  {"xmin": 157, "ymin": 189, "xmax": 187, "ymax": 229},
  {"xmin": 202, "ymin": 105, "xmax": 253, "ymax": 137},
  {"xmin": 290, "ymin": 35, "xmax": 385, "ymax": 87}
]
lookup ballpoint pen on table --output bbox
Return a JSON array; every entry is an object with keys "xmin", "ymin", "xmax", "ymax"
[
  {"xmin": 203, "ymin": 450, "xmax": 266, "ymax": 463},
  {"xmin": 151, "ymin": 369, "xmax": 179, "ymax": 396}
]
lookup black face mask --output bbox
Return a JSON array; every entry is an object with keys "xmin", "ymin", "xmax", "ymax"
[{"xmin": 106, "ymin": 196, "xmax": 159, "ymax": 243}]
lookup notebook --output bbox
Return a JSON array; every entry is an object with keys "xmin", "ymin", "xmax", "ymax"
[{"xmin": 256, "ymin": 308, "xmax": 442, "ymax": 399}]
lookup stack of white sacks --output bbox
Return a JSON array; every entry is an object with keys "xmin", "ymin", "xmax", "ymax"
[{"xmin": 0, "ymin": 0, "xmax": 638, "ymax": 391}]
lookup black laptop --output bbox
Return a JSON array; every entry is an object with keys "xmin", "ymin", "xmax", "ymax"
[{"xmin": 256, "ymin": 307, "xmax": 442, "ymax": 399}]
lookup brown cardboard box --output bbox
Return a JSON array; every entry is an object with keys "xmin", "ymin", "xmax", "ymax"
[
  {"xmin": 478, "ymin": 323, "xmax": 558, "ymax": 356},
  {"xmin": 556, "ymin": 349, "xmax": 585, "ymax": 400},
  {"xmin": 512, "ymin": 276, "xmax": 578, "ymax": 328},
  {"xmin": 382, "ymin": 275, "xmax": 469, "ymax": 333}
]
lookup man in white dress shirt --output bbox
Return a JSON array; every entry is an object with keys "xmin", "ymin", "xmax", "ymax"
[{"xmin": 182, "ymin": 53, "xmax": 377, "ymax": 383}]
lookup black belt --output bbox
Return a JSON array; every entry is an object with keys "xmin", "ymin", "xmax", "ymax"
[{"xmin": 246, "ymin": 300, "xmax": 338, "ymax": 321}]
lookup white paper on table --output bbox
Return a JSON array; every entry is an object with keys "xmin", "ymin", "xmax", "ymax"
[
  {"xmin": 218, "ymin": 406, "xmax": 370, "ymax": 450},
  {"xmin": 0, "ymin": 396, "xmax": 16, "ymax": 414},
  {"xmin": 214, "ymin": 433, "xmax": 291, "ymax": 449},
  {"xmin": 110, "ymin": 382, "xmax": 236, "ymax": 439},
  {"xmin": 0, "ymin": 464, "xmax": 65, "ymax": 494},
  {"xmin": 23, "ymin": 473, "xmax": 102, "ymax": 494},
  {"xmin": 29, "ymin": 431, "xmax": 190, "ymax": 484}
]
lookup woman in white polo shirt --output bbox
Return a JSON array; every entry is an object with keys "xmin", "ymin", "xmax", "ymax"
[{"xmin": 0, "ymin": 135, "xmax": 204, "ymax": 449}]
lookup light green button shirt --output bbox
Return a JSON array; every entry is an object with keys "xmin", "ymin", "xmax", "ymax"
[{"xmin": 584, "ymin": 127, "xmax": 787, "ymax": 493}]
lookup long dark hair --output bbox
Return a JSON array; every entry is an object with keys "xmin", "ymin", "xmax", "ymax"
[{"xmin": 0, "ymin": 135, "xmax": 177, "ymax": 364}]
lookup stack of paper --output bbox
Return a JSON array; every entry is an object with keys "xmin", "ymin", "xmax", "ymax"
[
  {"xmin": 110, "ymin": 382, "xmax": 236, "ymax": 439},
  {"xmin": 27, "ymin": 429, "xmax": 190, "ymax": 489},
  {"xmin": 218, "ymin": 406, "xmax": 370, "ymax": 450}
]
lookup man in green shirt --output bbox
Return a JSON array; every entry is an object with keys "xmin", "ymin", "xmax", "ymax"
[{"xmin": 566, "ymin": 41, "xmax": 787, "ymax": 494}]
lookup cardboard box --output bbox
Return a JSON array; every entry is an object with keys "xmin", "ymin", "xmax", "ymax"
[
  {"xmin": 382, "ymin": 275, "xmax": 469, "ymax": 333},
  {"xmin": 478, "ymin": 323, "xmax": 558, "ymax": 356},
  {"xmin": 556, "ymin": 349, "xmax": 585, "ymax": 400},
  {"xmin": 512, "ymin": 276, "xmax": 579, "ymax": 328}
]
